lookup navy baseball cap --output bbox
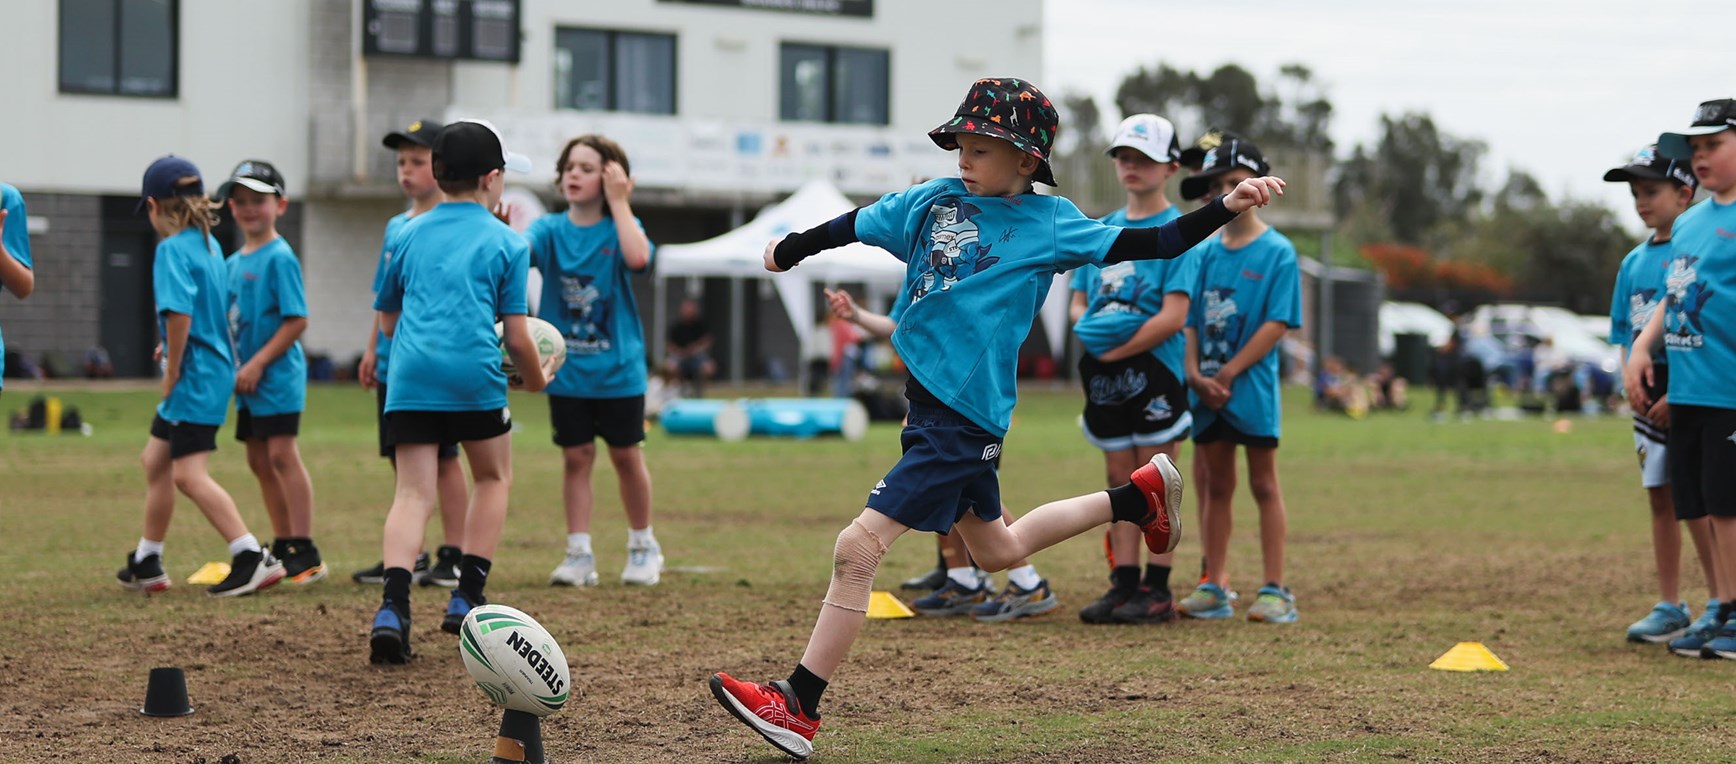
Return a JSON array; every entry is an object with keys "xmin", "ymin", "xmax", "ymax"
[
  {"xmin": 213, "ymin": 159, "xmax": 287, "ymax": 202},
  {"xmin": 383, "ymin": 119, "xmax": 444, "ymax": 150},
  {"xmin": 1179, "ymin": 128, "xmax": 1240, "ymax": 171},
  {"xmin": 1179, "ymin": 137, "xmax": 1269, "ymax": 201},
  {"xmin": 1603, "ymin": 145, "xmax": 1698, "ymax": 188},
  {"xmin": 137, "ymin": 155, "xmax": 203, "ymax": 214},
  {"xmin": 1659, "ymin": 98, "xmax": 1736, "ymax": 159}
]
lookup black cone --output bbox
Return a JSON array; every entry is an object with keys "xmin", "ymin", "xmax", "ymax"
[{"xmin": 140, "ymin": 667, "xmax": 194, "ymax": 717}]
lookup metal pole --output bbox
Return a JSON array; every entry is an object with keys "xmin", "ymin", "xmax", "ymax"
[{"xmin": 729, "ymin": 276, "xmax": 745, "ymax": 385}]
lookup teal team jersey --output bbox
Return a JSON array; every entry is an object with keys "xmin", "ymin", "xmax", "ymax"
[
  {"xmin": 228, "ymin": 237, "xmax": 308, "ymax": 416},
  {"xmin": 525, "ymin": 213, "xmax": 655, "ymax": 398},
  {"xmin": 1070, "ymin": 206, "xmax": 1200, "ymax": 379},
  {"xmin": 854, "ymin": 178, "xmax": 1121, "ymax": 436},
  {"xmin": 374, "ymin": 203, "xmax": 530, "ymax": 413},
  {"xmin": 1662, "ymin": 197, "xmax": 1736, "ymax": 410},
  {"xmin": 1187, "ymin": 227, "xmax": 1302, "ymax": 439},
  {"xmin": 1608, "ymin": 238, "xmax": 1672, "ymax": 365},
  {"xmin": 370, "ymin": 212, "xmax": 414, "ymax": 376},
  {"xmin": 154, "ymin": 228, "xmax": 235, "ymax": 425},
  {"xmin": 1, "ymin": 183, "xmax": 31, "ymax": 390}
]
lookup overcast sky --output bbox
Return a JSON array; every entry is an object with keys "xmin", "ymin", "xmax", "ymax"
[{"xmin": 1043, "ymin": 0, "xmax": 1736, "ymax": 227}]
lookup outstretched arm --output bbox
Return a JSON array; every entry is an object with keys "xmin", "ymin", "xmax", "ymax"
[
  {"xmin": 825, "ymin": 288, "xmax": 896, "ymax": 339},
  {"xmin": 764, "ymin": 210, "xmax": 861, "ymax": 272},
  {"xmin": 1105, "ymin": 177, "xmax": 1286, "ymax": 264}
]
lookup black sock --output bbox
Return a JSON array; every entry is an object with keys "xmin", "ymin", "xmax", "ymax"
[
  {"xmin": 787, "ymin": 664, "xmax": 827, "ymax": 718},
  {"xmin": 934, "ymin": 545, "xmax": 946, "ymax": 571},
  {"xmin": 459, "ymin": 555, "xmax": 492, "ymax": 602},
  {"xmin": 1199, "ymin": 556, "xmax": 1208, "ymax": 579},
  {"xmin": 1144, "ymin": 564, "xmax": 1172, "ymax": 597},
  {"xmin": 1720, "ymin": 601, "xmax": 1735, "ymax": 622},
  {"xmin": 383, "ymin": 568, "xmax": 412, "ymax": 606},
  {"xmin": 1106, "ymin": 483, "xmax": 1149, "ymax": 524},
  {"xmin": 1111, "ymin": 565, "xmax": 1141, "ymax": 595}
]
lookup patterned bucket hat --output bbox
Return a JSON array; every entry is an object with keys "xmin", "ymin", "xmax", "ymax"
[{"xmin": 930, "ymin": 77, "xmax": 1060, "ymax": 187}]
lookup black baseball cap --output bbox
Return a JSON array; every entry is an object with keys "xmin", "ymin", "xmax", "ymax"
[
  {"xmin": 1603, "ymin": 145, "xmax": 1697, "ymax": 188},
  {"xmin": 136, "ymin": 154, "xmax": 202, "ymax": 214},
  {"xmin": 382, "ymin": 119, "xmax": 445, "ymax": 150},
  {"xmin": 431, "ymin": 118, "xmax": 534, "ymax": 181},
  {"xmin": 1179, "ymin": 128, "xmax": 1240, "ymax": 171},
  {"xmin": 1180, "ymin": 137, "xmax": 1270, "ymax": 201},
  {"xmin": 1659, "ymin": 98, "xmax": 1736, "ymax": 159},
  {"xmin": 212, "ymin": 159, "xmax": 287, "ymax": 202}
]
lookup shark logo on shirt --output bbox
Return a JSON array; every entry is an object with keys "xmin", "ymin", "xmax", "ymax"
[
  {"xmin": 1199, "ymin": 287, "xmax": 1243, "ymax": 376},
  {"xmin": 1091, "ymin": 262, "xmax": 1146, "ymax": 316},
  {"xmin": 1663, "ymin": 255, "xmax": 1712, "ymax": 350},
  {"xmin": 1627, "ymin": 287, "xmax": 1660, "ymax": 339},
  {"xmin": 911, "ymin": 199, "xmax": 999, "ymax": 303},
  {"xmin": 560, "ymin": 275, "xmax": 611, "ymax": 354}
]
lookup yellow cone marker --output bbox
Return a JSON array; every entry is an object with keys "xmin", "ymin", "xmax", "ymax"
[
  {"xmin": 1429, "ymin": 641, "xmax": 1509, "ymax": 672},
  {"xmin": 187, "ymin": 562, "xmax": 231, "ymax": 585},
  {"xmin": 867, "ymin": 591, "xmax": 915, "ymax": 619}
]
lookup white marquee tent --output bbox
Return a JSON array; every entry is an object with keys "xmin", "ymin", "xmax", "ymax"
[{"xmin": 653, "ymin": 179, "xmax": 1077, "ymax": 387}]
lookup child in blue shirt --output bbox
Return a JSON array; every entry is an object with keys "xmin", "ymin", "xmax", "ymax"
[
  {"xmin": 368, "ymin": 119, "xmax": 561, "ymax": 665},
  {"xmin": 1070, "ymin": 114, "xmax": 1203, "ymax": 627},
  {"xmin": 353, "ymin": 120, "xmax": 471, "ymax": 590},
  {"xmin": 0, "ymin": 182, "xmax": 34, "ymax": 391},
  {"xmin": 1629, "ymin": 97, "xmax": 1736, "ymax": 659},
  {"xmin": 117, "ymin": 155, "xmax": 284, "ymax": 598},
  {"xmin": 1176, "ymin": 137, "xmax": 1304, "ymax": 625},
  {"xmin": 1601, "ymin": 146, "xmax": 1716, "ymax": 645},
  {"xmin": 709, "ymin": 77, "xmax": 1285, "ymax": 760},
  {"xmin": 528, "ymin": 135, "xmax": 663, "ymax": 589},
  {"xmin": 214, "ymin": 160, "xmax": 324, "ymax": 586}
]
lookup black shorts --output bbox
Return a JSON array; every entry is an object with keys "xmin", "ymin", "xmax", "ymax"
[
  {"xmin": 1078, "ymin": 354, "xmax": 1192, "ymax": 451},
  {"xmin": 150, "ymin": 414, "xmax": 220, "ymax": 459},
  {"xmin": 388, "ymin": 408, "xmax": 513, "ymax": 447},
  {"xmin": 234, "ymin": 409, "xmax": 300, "ymax": 441},
  {"xmin": 864, "ymin": 402, "xmax": 1003, "ymax": 534},
  {"xmin": 1667, "ymin": 403, "xmax": 1736, "ymax": 521},
  {"xmin": 1193, "ymin": 416, "xmax": 1279, "ymax": 449},
  {"xmin": 549, "ymin": 394, "xmax": 646, "ymax": 448},
  {"xmin": 377, "ymin": 382, "xmax": 459, "ymax": 459}
]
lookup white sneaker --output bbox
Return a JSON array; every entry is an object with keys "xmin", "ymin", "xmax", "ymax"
[
  {"xmin": 621, "ymin": 545, "xmax": 663, "ymax": 586},
  {"xmin": 549, "ymin": 552, "xmax": 599, "ymax": 586}
]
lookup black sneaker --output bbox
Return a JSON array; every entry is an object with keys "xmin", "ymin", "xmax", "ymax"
[
  {"xmin": 283, "ymin": 540, "xmax": 327, "ymax": 585},
  {"xmin": 1078, "ymin": 587, "xmax": 1135, "ymax": 624},
  {"xmin": 422, "ymin": 545, "xmax": 462, "ymax": 588},
  {"xmin": 1110, "ymin": 587, "xmax": 1178, "ymax": 625},
  {"xmin": 352, "ymin": 551, "xmax": 429, "ymax": 584},
  {"xmin": 208, "ymin": 550, "xmax": 285, "ymax": 598},
  {"xmin": 369, "ymin": 600, "xmax": 412, "ymax": 665},
  {"xmin": 116, "ymin": 552, "xmax": 170, "ymax": 593},
  {"xmin": 900, "ymin": 565, "xmax": 948, "ymax": 591},
  {"xmin": 442, "ymin": 588, "xmax": 485, "ymax": 635}
]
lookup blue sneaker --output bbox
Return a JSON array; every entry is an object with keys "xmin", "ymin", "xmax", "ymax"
[
  {"xmin": 369, "ymin": 602, "xmax": 411, "ymax": 664},
  {"xmin": 441, "ymin": 589, "xmax": 484, "ymax": 635},
  {"xmin": 1668, "ymin": 600, "xmax": 1722, "ymax": 658},
  {"xmin": 1176, "ymin": 582, "xmax": 1235, "ymax": 619},
  {"xmin": 1625, "ymin": 601, "xmax": 1692, "ymax": 644},
  {"xmin": 971, "ymin": 579, "xmax": 1060, "ymax": 622},
  {"xmin": 1246, "ymin": 584, "xmax": 1299, "ymax": 624},
  {"xmin": 912, "ymin": 578, "xmax": 992, "ymax": 616},
  {"xmin": 1702, "ymin": 617, "xmax": 1736, "ymax": 660}
]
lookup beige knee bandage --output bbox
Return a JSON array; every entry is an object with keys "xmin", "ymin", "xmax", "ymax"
[{"xmin": 821, "ymin": 519, "xmax": 888, "ymax": 613}]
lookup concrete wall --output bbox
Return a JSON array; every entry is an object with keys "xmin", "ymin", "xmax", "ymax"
[{"xmin": 0, "ymin": 194, "xmax": 102, "ymax": 372}]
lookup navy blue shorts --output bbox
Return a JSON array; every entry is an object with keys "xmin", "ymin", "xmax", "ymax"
[{"xmin": 864, "ymin": 402, "xmax": 1004, "ymax": 534}]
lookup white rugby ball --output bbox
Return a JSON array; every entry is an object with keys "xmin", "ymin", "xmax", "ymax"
[
  {"xmin": 494, "ymin": 317, "xmax": 568, "ymax": 382},
  {"xmin": 458, "ymin": 604, "xmax": 571, "ymax": 717}
]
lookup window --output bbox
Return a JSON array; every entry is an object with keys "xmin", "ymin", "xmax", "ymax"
[
  {"xmin": 554, "ymin": 28, "xmax": 676, "ymax": 115},
  {"xmin": 59, "ymin": 0, "xmax": 178, "ymax": 98},
  {"xmin": 779, "ymin": 44, "xmax": 887, "ymax": 125}
]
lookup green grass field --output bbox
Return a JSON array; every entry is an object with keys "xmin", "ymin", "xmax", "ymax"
[{"xmin": 1, "ymin": 382, "xmax": 1730, "ymax": 763}]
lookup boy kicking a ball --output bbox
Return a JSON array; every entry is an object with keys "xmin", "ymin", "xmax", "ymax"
[{"xmin": 708, "ymin": 77, "xmax": 1285, "ymax": 760}]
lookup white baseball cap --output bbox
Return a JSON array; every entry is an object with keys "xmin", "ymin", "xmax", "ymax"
[{"xmin": 1105, "ymin": 114, "xmax": 1182, "ymax": 163}]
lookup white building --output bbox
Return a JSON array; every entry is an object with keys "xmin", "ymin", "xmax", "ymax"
[{"xmin": 0, "ymin": 0, "xmax": 1043, "ymax": 379}]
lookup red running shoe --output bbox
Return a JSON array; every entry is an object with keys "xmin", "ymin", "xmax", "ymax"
[
  {"xmin": 709, "ymin": 672, "xmax": 819, "ymax": 760},
  {"xmin": 1129, "ymin": 453, "xmax": 1183, "ymax": 554}
]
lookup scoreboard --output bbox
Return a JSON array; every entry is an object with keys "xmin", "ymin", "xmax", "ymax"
[{"xmin": 362, "ymin": 0, "xmax": 522, "ymax": 63}]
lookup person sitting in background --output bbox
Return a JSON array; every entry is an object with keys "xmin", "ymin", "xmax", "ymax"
[
  {"xmin": 665, "ymin": 298, "xmax": 716, "ymax": 396},
  {"xmin": 84, "ymin": 346, "xmax": 114, "ymax": 378},
  {"xmin": 1367, "ymin": 360, "xmax": 1407, "ymax": 410},
  {"xmin": 1317, "ymin": 356, "xmax": 1372, "ymax": 418}
]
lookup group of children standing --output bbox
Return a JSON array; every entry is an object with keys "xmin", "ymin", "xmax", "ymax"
[{"xmin": 1612, "ymin": 98, "xmax": 1736, "ymax": 662}]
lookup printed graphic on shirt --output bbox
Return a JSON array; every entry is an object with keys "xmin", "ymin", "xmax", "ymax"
[
  {"xmin": 559, "ymin": 274, "xmax": 611, "ymax": 354},
  {"xmin": 1198, "ymin": 287, "xmax": 1244, "ymax": 376},
  {"xmin": 1664, "ymin": 255, "xmax": 1712, "ymax": 350},
  {"xmin": 1091, "ymin": 262, "xmax": 1148, "ymax": 316},
  {"xmin": 911, "ymin": 199, "xmax": 1001, "ymax": 302}
]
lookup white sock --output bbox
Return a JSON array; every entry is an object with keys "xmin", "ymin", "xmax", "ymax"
[
  {"xmin": 946, "ymin": 566, "xmax": 977, "ymax": 588},
  {"xmin": 1007, "ymin": 564, "xmax": 1041, "ymax": 591},
  {"xmin": 135, "ymin": 538, "xmax": 164, "ymax": 563},
  {"xmin": 628, "ymin": 526, "xmax": 657, "ymax": 549},
  {"xmin": 567, "ymin": 533, "xmax": 593, "ymax": 556},
  {"xmin": 228, "ymin": 533, "xmax": 262, "ymax": 557}
]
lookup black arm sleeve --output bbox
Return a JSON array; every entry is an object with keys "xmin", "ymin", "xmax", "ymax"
[
  {"xmin": 1103, "ymin": 196, "xmax": 1238, "ymax": 263},
  {"xmin": 772, "ymin": 209, "xmax": 861, "ymax": 270}
]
